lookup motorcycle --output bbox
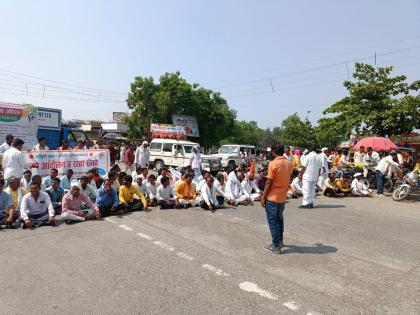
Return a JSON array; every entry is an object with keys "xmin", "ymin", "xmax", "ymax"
[{"xmin": 392, "ymin": 171, "xmax": 420, "ymax": 201}]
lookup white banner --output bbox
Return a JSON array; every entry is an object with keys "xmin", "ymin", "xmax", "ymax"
[
  {"xmin": 0, "ymin": 102, "xmax": 38, "ymax": 149},
  {"xmin": 23, "ymin": 149, "xmax": 110, "ymax": 177}
]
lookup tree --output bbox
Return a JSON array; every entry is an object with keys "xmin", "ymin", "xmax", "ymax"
[
  {"xmin": 319, "ymin": 63, "xmax": 420, "ymax": 137},
  {"xmin": 126, "ymin": 72, "xmax": 237, "ymax": 146},
  {"xmin": 221, "ymin": 120, "xmax": 263, "ymax": 147},
  {"xmin": 278, "ymin": 113, "xmax": 317, "ymax": 147}
]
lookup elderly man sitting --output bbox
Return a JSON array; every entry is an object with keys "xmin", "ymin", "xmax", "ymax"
[
  {"xmin": 240, "ymin": 172, "xmax": 262, "ymax": 202},
  {"xmin": 351, "ymin": 173, "xmax": 372, "ymax": 197},
  {"xmin": 5, "ymin": 176, "xmax": 27, "ymax": 213},
  {"xmin": 61, "ymin": 181, "xmax": 101, "ymax": 223},
  {"xmin": 0, "ymin": 179, "xmax": 20, "ymax": 229},
  {"xmin": 20, "ymin": 182, "xmax": 56, "ymax": 228}
]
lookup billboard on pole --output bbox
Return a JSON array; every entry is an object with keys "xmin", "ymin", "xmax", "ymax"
[{"xmin": 172, "ymin": 115, "xmax": 199, "ymax": 137}]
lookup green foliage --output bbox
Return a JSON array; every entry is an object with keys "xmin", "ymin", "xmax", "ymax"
[
  {"xmin": 278, "ymin": 113, "xmax": 317, "ymax": 147},
  {"xmin": 319, "ymin": 63, "xmax": 420, "ymax": 137},
  {"xmin": 221, "ymin": 120, "xmax": 263, "ymax": 147},
  {"xmin": 126, "ymin": 72, "xmax": 237, "ymax": 146}
]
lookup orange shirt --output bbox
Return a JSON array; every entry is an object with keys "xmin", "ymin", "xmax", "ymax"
[{"xmin": 266, "ymin": 156, "xmax": 293, "ymax": 203}]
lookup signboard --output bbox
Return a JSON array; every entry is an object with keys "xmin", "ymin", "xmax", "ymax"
[
  {"xmin": 172, "ymin": 115, "xmax": 199, "ymax": 137},
  {"xmin": 150, "ymin": 123, "xmax": 185, "ymax": 139},
  {"xmin": 113, "ymin": 112, "xmax": 128, "ymax": 123},
  {"xmin": 38, "ymin": 107, "xmax": 61, "ymax": 129},
  {"xmin": 23, "ymin": 149, "xmax": 110, "ymax": 177},
  {"xmin": 0, "ymin": 102, "xmax": 38, "ymax": 149}
]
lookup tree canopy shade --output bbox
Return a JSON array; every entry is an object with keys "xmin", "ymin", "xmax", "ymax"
[
  {"xmin": 319, "ymin": 63, "xmax": 420, "ymax": 138},
  {"xmin": 126, "ymin": 72, "xmax": 236, "ymax": 147}
]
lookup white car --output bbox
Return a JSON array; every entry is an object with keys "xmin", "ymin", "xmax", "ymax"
[
  {"xmin": 149, "ymin": 138, "xmax": 220, "ymax": 172},
  {"xmin": 213, "ymin": 144, "xmax": 256, "ymax": 169}
]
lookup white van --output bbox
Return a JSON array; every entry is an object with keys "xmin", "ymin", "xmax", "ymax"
[
  {"xmin": 149, "ymin": 139, "xmax": 221, "ymax": 172},
  {"xmin": 213, "ymin": 144, "xmax": 256, "ymax": 169}
]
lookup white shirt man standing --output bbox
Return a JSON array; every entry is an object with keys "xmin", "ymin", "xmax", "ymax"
[
  {"xmin": 299, "ymin": 147, "xmax": 322, "ymax": 208},
  {"xmin": 353, "ymin": 146, "xmax": 366, "ymax": 164},
  {"xmin": 134, "ymin": 141, "xmax": 150, "ymax": 168},
  {"xmin": 32, "ymin": 137, "xmax": 49, "ymax": 151},
  {"xmin": 190, "ymin": 146, "xmax": 202, "ymax": 179},
  {"xmin": 0, "ymin": 134, "xmax": 13, "ymax": 154},
  {"xmin": 317, "ymin": 147, "xmax": 329, "ymax": 189},
  {"xmin": 2, "ymin": 138, "xmax": 27, "ymax": 179}
]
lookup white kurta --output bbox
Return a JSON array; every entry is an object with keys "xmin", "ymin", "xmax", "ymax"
[
  {"xmin": 2, "ymin": 147, "xmax": 27, "ymax": 179},
  {"xmin": 301, "ymin": 151, "xmax": 322, "ymax": 206},
  {"xmin": 134, "ymin": 146, "xmax": 150, "ymax": 168},
  {"xmin": 225, "ymin": 172, "xmax": 248, "ymax": 205}
]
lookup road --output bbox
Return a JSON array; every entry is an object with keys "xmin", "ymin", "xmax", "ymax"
[{"xmin": 1, "ymin": 195, "xmax": 420, "ymax": 314}]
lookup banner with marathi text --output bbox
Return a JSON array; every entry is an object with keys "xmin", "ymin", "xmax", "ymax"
[{"xmin": 23, "ymin": 149, "xmax": 110, "ymax": 177}]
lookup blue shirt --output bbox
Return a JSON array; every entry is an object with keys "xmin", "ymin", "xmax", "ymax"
[
  {"xmin": 60, "ymin": 175, "xmax": 76, "ymax": 190},
  {"xmin": 95, "ymin": 187, "xmax": 119, "ymax": 208},
  {"xmin": 0, "ymin": 191, "xmax": 13, "ymax": 216},
  {"xmin": 46, "ymin": 186, "xmax": 64, "ymax": 203},
  {"xmin": 42, "ymin": 176, "xmax": 54, "ymax": 188}
]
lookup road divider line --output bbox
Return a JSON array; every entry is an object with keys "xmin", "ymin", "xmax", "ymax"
[
  {"xmin": 118, "ymin": 224, "xmax": 133, "ymax": 231},
  {"xmin": 153, "ymin": 241, "xmax": 175, "ymax": 251},
  {"xmin": 176, "ymin": 252, "xmax": 195, "ymax": 261},
  {"xmin": 136, "ymin": 232, "xmax": 152, "ymax": 240},
  {"xmin": 238, "ymin": 282, "xmax": 278, "ymax": 300},
  {"xmin": 202, "ymin": 264, "xmax": 230, "ymax": 277},
  {"xmin": 283, "ymin": 301, "xmax": 298, "ymax": 311}
]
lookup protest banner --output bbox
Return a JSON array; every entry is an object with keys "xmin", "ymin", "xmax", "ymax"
[
  {"xmin": 23, "ymin": 149, "xmax": 110, "ymax": 177},
  {"xmin": 172, "ymin": 115, "xmax": 200, "ymax": 137},
  {"xmin": 0, "ymin": 102, "xmax": 38, "ymax": 149},
  {"xmin": 150, "ymin": 123, "xmax": 185, "ymax": 139}
]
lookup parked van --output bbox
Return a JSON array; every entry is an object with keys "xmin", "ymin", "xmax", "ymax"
[
  {"xmin": 214, "ymin": 144, "xmax": 256, "ymax": 169},
  {"xmin": 149, "ymin": 139, "xmax": 221, "ymax": 172}
]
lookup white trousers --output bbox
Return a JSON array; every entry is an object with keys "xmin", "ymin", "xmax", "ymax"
[
  {"xmin": 178, "ymin": 199, "xmax": 199, "ymax": 206},
  {"xmin": 61, "ymin": 208, "xmax": 95, "ymax": 221},
  {"xmin": 232, "ymin": 194, "xmax": 249, "ymax": 205},
  {"xmin": 248, "ymin": 193, "xmax": 261, "ymax": 202},
  {"xmin": 302, "ymin": 180, "xmax": 317, "ymax": 206}
]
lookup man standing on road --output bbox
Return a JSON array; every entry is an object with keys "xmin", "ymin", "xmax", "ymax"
[
  {"xmin": 134, "ymin": 141, "xmax": 150, "ymax": 168},
  {"xmin": 124, "ymin": 145, "xmax": 135, "ymax": 173},
  {"xmin": 375, "ymin": 151, "xmax": 401, "ymax": 197},
  {"xmin": 261, "ymin": 144, "xmax": 293, "ymax": 254},
  {"xmin": 299, "ymin": 146, "xmax": 322, "ymax": 209},
  {"xmin": 2, "ymin": 138, "xmax": 27, "ymax": 180}
]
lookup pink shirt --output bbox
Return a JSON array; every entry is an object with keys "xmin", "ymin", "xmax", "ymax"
[{"xmin": 62, "ymin": 192, "xmax": 97, "ymax": 216}]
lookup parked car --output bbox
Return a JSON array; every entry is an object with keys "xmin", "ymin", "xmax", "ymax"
[
  {"xmin": 149, "ymin": 139, "xmax": 221, "ymax": 172},
  {"xmin": 212, "ymin": 144, "xmax": 256, "ymax": 169}
]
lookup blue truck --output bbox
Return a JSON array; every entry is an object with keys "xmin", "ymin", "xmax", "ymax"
[{"xmin": 37, "ymin": 107, "xmax": 89, "ymax": 149}]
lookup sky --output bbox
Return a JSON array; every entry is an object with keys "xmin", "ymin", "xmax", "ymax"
[{"xmin": 0, "ymin": 0, "xmax": 419, "ymax": 129}]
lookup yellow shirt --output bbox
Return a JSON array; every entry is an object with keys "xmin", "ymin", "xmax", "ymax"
[
  {"xmin": 4, "ymin": 187, "xmax": 27, "ymax": 210},
  {"xmin": 175, "ymin": 181, "xmax": 196, "ymax": 201},
  {"xmin": 119, "ymin": 185, "xmax": 147, "ymax": 208}
]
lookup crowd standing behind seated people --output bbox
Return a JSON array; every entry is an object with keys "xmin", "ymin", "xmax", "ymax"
[{"xmin": 0, "ymin": 133, "xmax": 418, "ymax": 231}]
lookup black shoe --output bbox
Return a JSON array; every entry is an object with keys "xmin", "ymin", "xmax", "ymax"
[
  {"xmin": 309, "ymin": 204, "xmax": 314, "ymax": 209},
  {"xmin": 298, "ymin": 205, "xmax": 309, "ymax": 209}
]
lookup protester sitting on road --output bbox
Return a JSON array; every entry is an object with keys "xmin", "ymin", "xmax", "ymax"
[
  {"xmin": 214, "ymin": 173, "xmax": 229, "ymax": 206},
  {"xmin": 255, "ymin": 169, "xmax": 267, "ymax": 192},
  {"xmin": 334, "ymin": 176, "xmax": 352, "ymax": 196},
  {"xmin": 90, "ymin": 168, "xmax": 104, "ymax": 189},
  {"xmin": 42, "ymin": 168, "xmax": 59, "ymax": 189},
  {"xmin": 95, "ymin": 179, "xmax": 123, "ymax": 217},
  {"xmin": 5, "ymin": 176, "xmax": 27, "ymax": 214},
  {"xmin": 0, "ymin": 178, "xmax": 20, "ymax": 229},
  {"xmin": 117, "ymin": 172, "xmax": 127, "ymax": 187},
  {"xmin": 351, "ymin": 173, "xmax": 372, "ymax": 197},
  {"xmin": 106, "ymin": 170, "xmax": 120, "ymax": 192},
  {"xmin": 79, "ymin": 175, "xmax": 96, "ymax": 203},
  {"xmin": 225, "ymin": 168, "xmax": 250, "ymax": 206},
  {"xmin": 20, "ymin": 182, "xmax": 56, "ymax": 228},
  {"xmin": 139, "ymin": 167, "xmax": 149, "ymax": 181},
  {"xmin": 156, "ymin": 167, "xmax": 169, "ymax": 187},
  {"xmin": 290, "ymin": 173, "xmax": 303, "ymax": 198},
  {"xmin": 131, "ymin": 165, "xmax": 143, "ymax": 180},
  {"xmin": 46, "ymin": 177, "xmax": 64, "ymax": 214},
  {"xmin": 61, "ymin": 181, "xmax": 101, "ymax": 223},
  {"xmin": 32, "ymin": 137, "xmax": 49, "ymax": 151},
  {"xmin": 31, "ymin": 175, "xmax": 47, "ymax": 192},
  {"xmin": 199, "ymin": 176, "xmax": 222, "ymax": 212},
  {"xmin": 119, "ymin": 175, "xmax": 148, "ymax": 212},
  {"xmin": 375, "ymin": 151, "xmax": 401, "ymax": 197},
  {"xmin": 156, "ymin": 176, "xmax": 178, "ymax": 209},
  {"xmin": 146, "ymin": 174, "xmax": 158, "ymax": 207},
  {"xmin": 240, "ymin": 172, "xmax": 262, "ymax": 202},
  {"xmin": 133, "ymin": 176, "xmax": 151, "ymax": 200},
  {"xmin": 21, "ymin": 170, "xmax": 32, "ymax": 190},
  {"xmin": 60, "ymin": 169, "xmax": 76, "ymax": 191},
  {"xmin": 175, "ymin": 173, "xmax": 198, "ymax": 208},
  {"xmin": 323, "ymin": 173, "xmax": 338, "ymax": 197},
  {"xmin": 196, "ymin": 170, "xmax": 210, "ymax": 194}
]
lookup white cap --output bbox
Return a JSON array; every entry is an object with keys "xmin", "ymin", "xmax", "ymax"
[
  {"xmin": 203, "ymin": 167, "xmax": 210, "ymax": 172},
  {"xmin": 321, "ymin": 147, "xmax": 328, "ymax": 152},
  {"xmin": 354, "ymin": 173, "xmax": 362, "ymax": 177},
  {"xmin": 71, "ymin": 181, "xmax": 81, "ymax": 190},
  {"xmin": 303, "ymin": 149, "xmax": 309, "ymax": 154}
]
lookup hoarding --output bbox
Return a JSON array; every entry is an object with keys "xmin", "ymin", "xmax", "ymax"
[
  {"xmin": 38, "ymin": 107, "xmax": 61, "ymax": 129},
  {"xmin": 0, "ymin": 102, "xmax": 38, "ymax": 149},
  {"xmin": 172, "ymin": 115, "xmax": 199, "ymax": 137},
  {"xmin": 113, "ymin": 112, "xmax": 128, "ymax": 123},
  {"xmin": 150, "ymin": 123, "xmax": 185, "ymax": 139}
]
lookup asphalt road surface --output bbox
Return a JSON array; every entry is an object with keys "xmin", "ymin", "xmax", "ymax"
[{"xmin": 1, "ymin": 195, "xmax": 419, "ymax": 315}]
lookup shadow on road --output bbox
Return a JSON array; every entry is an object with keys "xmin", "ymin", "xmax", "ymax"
[
  {"xmin": 281, "ymin": 243, "xmax": 337, "ymax": 255},
  {"xmin": 314, "ymin": 204, "xmax": 346, "ymax": 209}
]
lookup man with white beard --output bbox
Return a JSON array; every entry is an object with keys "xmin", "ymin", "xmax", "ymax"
[
  {"xmin": 317, "ymin": 147, "xmax": 329, "ymax": 190},
  {"xmin": 299, "ymin": 147, "xmax": 322, "ymax": 209}
]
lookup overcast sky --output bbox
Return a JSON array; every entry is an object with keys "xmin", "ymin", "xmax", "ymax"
[{"xmin": 0, "ymin": 0, "xmax": 419, "ymax": 128}]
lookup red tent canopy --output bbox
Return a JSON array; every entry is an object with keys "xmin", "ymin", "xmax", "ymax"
[{"xmin": 353, "ymin": 137, "xmax": 397, "ymax": 151}]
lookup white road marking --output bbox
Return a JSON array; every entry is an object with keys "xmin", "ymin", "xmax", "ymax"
[
  {"xmin": 104, "ymin": 218, "xmax": 117, "ymax": 224},
  {"xmin": 153, "ymin": 241, "xmax": 175, "ymax": 251},
  {"xmin": 176, "ymin": 252, "xmax": 195, "ymax": 261},
  {"xmin": 202, "ymin": 264, "xmax": 230, "ymax": 277},
  {"xmin": 238, "ymin": 282, "xmax": 278, "ymax": 300},
  {"xmin": 118, "ymin": 224, "xmax": 133, "ymax": 231},
  {"xmin": 136, "ymin": 232, "xmax": 152, "ymax": 240},
  {"xmin": 283, "ymin": 301, "xmax": 299, "ymax": 311}
]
